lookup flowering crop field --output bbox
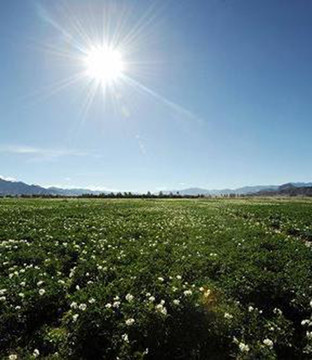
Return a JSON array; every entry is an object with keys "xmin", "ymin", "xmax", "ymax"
[{"xmin": 1, "ymin": 198, "xmax": 312, "ymax": 360}]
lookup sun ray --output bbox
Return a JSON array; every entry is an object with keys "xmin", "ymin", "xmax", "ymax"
[
  {"xmin": 121, "ymin": 1, "xmax": 163, "ymax": 50},
  {"xmin": 74, "ymin": 79, "xmax": 100, "ymax": 135},
  {"xmin": 32, "ymin": 1, "xmax": 201, "ymax": 125},
  {"xmin": 122, "ymin": 75, "xmax": 203, "ymax": 124},
  {"xmin": 22, "ymin": 71, "xmax": 86, "ymax": 106},
  {"xmin": 37, "ymin": 3, "xmax": 88, "ymax": 54}
]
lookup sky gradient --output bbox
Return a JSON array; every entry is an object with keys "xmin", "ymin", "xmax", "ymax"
[{"xmin": 1, "ymin": 0, "xmax": 312, "ymax": 192}]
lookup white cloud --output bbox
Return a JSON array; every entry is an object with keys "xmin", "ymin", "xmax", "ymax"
[{"xmin": 0, "ymin": 145, "xmax": 88, "ymax": 161}]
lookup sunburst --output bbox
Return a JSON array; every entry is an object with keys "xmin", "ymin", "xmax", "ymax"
[
  {"xmin": 33, "ymin": 1, "xmax": 200, "ymax": 124},
  {"xmin": 84, "ymin": 45, "xmax": 125, "ymax": 85}
]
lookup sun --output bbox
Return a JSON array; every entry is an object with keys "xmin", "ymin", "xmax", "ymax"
[{"xmin": 84, "ymin": 45, "xmax": 125, "ymax": 84}]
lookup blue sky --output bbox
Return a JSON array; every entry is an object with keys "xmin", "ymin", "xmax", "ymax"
[{"xmin": 1, "ymin": 0, "xmax": 312, "ymax": 192}]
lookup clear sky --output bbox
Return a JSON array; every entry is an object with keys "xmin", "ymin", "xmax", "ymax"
[{"xmin": 1, "ymin": 0, "xmax": 312, "ymax": 192}]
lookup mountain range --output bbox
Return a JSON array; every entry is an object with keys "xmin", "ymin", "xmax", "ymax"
[
  {"xmin": 0, "ymin": 178, "xmax": 104, "ymax": 196},
  {"xmin": 255, "ymin": 183, "xmax": 312, "ymax": 196},
  {"xmin": 1, "ymin": 177, "xmax": 312, "ymax": 196},
  {"xmin": 164, "ymin": 183, "xmax": 312, "ymax": 196}
]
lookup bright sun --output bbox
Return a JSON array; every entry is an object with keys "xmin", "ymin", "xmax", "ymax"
[{"xmin": 84, "ymin": 45, "xmax": 125, "ymax": 84}]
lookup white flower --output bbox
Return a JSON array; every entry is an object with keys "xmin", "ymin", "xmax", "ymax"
[
  {"xmin": 70, "ymin": 302, "xmax": 78, "ymax": 309},
  {"xmin": 113, "ymin": 301, "xmax": 120, "ymax": 308},
  {"xmin": 238, "ymin": 342, "xmax": 250, "ymax": 352},
  {"xmin": 72, "ymin": 314, "xmax": 79, "ymax": 322},
  {"xmin": 158, "ymin": 277, "xmax": 164, "ymax": 282},
  {"xmin": 160, "ymin": 307, "xmax": 168, "ymax": 315},
  {"xmin": 301, "ymin": 319, "xmax": 310, "ymax": 326},
  {"xmin": 0, "ymin": 289, "xmax": 7, "ymax": 295},
  {"xmin": 18, "ymin": 293, "xmax": 24, "ymax": 298},
  {"xmin": 121, "ymin": 333, "xmax": 129, "ymax": 343},
  {"xmin": 173, "ymin": 299, "xmax": 180, "ymax": 305},
  {"xmin": 224, "ymin": 312, "xmax": 233, "ymax": 319},
  {"xmin": 203, "ymin": 289, "xmax": 211, "ymax": 298},
  {"xmin": 306, "ymin": 331, "xmax": 312, "ymax": 340},
  {"xmin": 0, "ymin": 296, "xmax": 6, "ymax": 301},
  {"xmin": 155, "ymin": 303, "xmax": 167, "ymax": 315},
  {"xmin": 33, "ymin": 349, "xmax": 40, "ymax": 357},
  {"xmin": 69, "ymin": 268, "xmax": 76, "ymax": 277},
  {"xmin": 20, "ymin": 282, "xmax": 26, "ymax": 287},
  {"xmin": 176, "ymin": 275, "xmax": 182, "ymax": 280},
  {"xmin": 15, "ymin": 305, "xmax": 21, "ymax": 310},
  {"xmin": 145, "ymin": 292, "xmax": 151, "ymax": 297},
  {"xmin": 148, "ymin": 296, "xmax": 155, "ymax": 302},
  {"xmin": 39, "ymin": 289, "xmax": 45, "ymax": 296},
  {"xmin": 248, "ymin": 306, "xmax": 254, "ymax": 312},
  {"xmin": 273, "ymin": 308, "xmax": 282, "ymax": 316},
  {"xmin": 37, "ymin": 280, "xmax": 44, "ymax": 286},
  {"xmin": 88, "ymin": 298, "xmax": 96, "ymax": 304},
  {"xmin": 183, "ymin": 290, "xmax": 192, "ymax": 296},
  {"xmin": 310, "ymin": 299, "xmax": 312, "ymax": 308},
  {"xmin": 199, "ymin": 287, "xmax": 204, "ymax": 292},
  {"xmin": 9, "ymin": 355, "xmax": 18, "ymax": 360},
  {"xmin": 79, "ymin": 303, "xmax": 87, "ymax": 311},
  {"xmin": 125, "ymin": 318, "xmax": 135, "ymax": 326},
  {"xmin": 125, "ymin": 293, "xmax": 134, "ymax": 302},
  {"xmin": 263, "ymin": 338, "xmax": 274, "ymax": 348},
  {"xmin": 105, "ymin": 303, "xmax": 112, "ymax": 309}
]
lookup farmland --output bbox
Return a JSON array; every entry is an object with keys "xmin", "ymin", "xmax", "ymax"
[{"xmin": 0, "ymin": 198, "xmax": 312, "ymax": 359}]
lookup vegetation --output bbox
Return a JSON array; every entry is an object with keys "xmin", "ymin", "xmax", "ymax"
[{"xmin": 0, "ymin": 198, "xmax": 312, "ymax": 359}]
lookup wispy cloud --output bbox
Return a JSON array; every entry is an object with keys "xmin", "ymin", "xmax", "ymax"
[{"xmin": 0, "ymin": 145, "xmax": 88, "ymax": 162}]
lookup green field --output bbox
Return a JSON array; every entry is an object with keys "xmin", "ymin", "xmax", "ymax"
[{"xmin": 1, "ymin": 198, "xmax": 312, "ymax": 359}]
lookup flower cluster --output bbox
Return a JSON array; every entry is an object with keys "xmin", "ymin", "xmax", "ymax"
[{"xmin": 0, "ymin": 197, "xmax": 311, "ymax": 359}]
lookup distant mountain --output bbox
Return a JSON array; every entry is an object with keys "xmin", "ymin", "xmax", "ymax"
[
  {"xmin": 0, "ymin": 178, "xmax": 106, "ymax": 196},
  {"xmin": 0, "ymin": 178, "xmax": 50, "ymax": 196},
  {"xmin": 233, "ymin": 185, "xmax": 279, "ymax": 194},
  {"xmin": 165, "ymin": 188, "xmax": 211, "ymax": 196},
  {"xmin": 287, "ymin": 182, "xmax": 312, "ymax": 187},
  {"xmin": 1, "ymin": 177, "xmax": 312, "ymax": 197},
  {"xmin": 47, "ymin": 187, "xmax": 104, "ymax": 196},
  {"xmin": 165, "ymin": 185, "xmax": 279, "ymax": 196},
  {"xmin": 278, "ymin": 183, "xmax": 296, "ymax": 191},
  {"xmin": 165, "ymin": 183, "xmax": 312, "ymax": 196},
  {"xmin": 256, "ymin": 183, "xmax": 312, "ymax": 196}
]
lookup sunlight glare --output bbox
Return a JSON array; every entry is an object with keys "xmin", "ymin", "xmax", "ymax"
[{"xmin": 84, "ymin": 45, "xmax": 124, "ymax": 84}]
